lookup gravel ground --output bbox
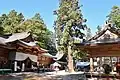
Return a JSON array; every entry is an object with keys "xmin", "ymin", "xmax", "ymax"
[
  {"xmin": 0, "ymin": 71, "xmax": 86, "ymax": 80},
  {"xmin": 0, "ymin": 71, "xmax": 119, "ymax": 80}
]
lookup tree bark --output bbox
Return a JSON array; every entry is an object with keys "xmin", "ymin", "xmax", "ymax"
[{"xmin": 67, "ymin": 45, "xmax": 74, "ymax": 73}]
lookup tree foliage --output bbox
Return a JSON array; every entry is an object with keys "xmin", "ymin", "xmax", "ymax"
[
  {"xmin": 3, "ymin": 10, "xmax": 25, "ymax": 33},
  {"xmin": 0, "ymin": 10, "xmax": 57, "ymax": 54},
  {"xmin": 107, "ymin": 6, "xmax": 120, "ymax": 28},
  {"xmin": 54, "ymin": 0, "xmax": 86, "ymax": 48},
  {"xmin": 73, "ymin": 50, "xmax": 88, "ymax": 60}
]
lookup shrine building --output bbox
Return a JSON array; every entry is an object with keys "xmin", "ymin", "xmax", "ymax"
[
  {"xmin": 0, "ymin": 32, "xmax": 53, "ymax": 72},
  {"xmin": 75, "ymin": 22, "xmax": 120, "ymax": 73}
]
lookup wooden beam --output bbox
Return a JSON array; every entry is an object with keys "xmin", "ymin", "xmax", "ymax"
[
  {"xmin": 90, "ymin": 52, "xmax": 120, "ymax": 57},
  {"xmin": 76, "ymin": 43, "xmax": 120, "ymax": 57}
]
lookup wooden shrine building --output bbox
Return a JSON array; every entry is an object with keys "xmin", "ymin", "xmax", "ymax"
[
  {"xmin": 0, "ymin": 32, "xmax": 51, "ymax": 72},
  {"xmin": 75, "ymin": 22, "xmax": 120, "ymax": 73}
]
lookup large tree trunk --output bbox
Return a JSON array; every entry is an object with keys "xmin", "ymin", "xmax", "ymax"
[{"xmin": 67, "ymin": 45, "xmax": 74, "ymax": 73}]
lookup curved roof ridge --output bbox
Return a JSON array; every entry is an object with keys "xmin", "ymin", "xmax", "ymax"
[
  {"xmin": 5, "ymin": 32, "xmax": 30, "ymax": 43},
  {"xmin": 88, "ymin": 23, "xmax": 120, "ymax": 41}
]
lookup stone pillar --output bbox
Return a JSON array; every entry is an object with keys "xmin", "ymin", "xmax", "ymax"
[
  {"xmin": 22, "ymin": 62, "xmax": 25, "ymax": 71},
  {"xmin": 14, "ymin": 61, "xmax": 17, "ymax": 72}
]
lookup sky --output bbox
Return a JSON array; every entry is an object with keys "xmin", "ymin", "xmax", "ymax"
[{"xmin": 0, "ymin": 0, "xmax": 120, "ymax": 35}]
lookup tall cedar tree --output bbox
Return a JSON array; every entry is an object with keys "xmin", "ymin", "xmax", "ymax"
[{"xmin": 54, "ymin": 0, "xmax": 86, "ymax": 72}]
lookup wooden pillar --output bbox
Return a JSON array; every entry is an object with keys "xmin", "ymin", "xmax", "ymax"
[
  {"xmin": 90, "ymin": 58, "xmax": 94, "ymax": 72},
  {"xmin": 14, "ymin": 61, "xmax": 17, "ymax": 72},
  {"xmin": 97, "ymin": 57, "xmax": 100, "ymax": 65},
  {"xmin": 99, "ymin": 57, "xmax": 102, "ymax": 70},
  {"xmin": 98, "ymin": 57, "xmax": 102, "ymax": 79},
  {"xmin": 117, "ymin": 57, "xmax": 119, "ymax": 62},
  {"xmin": 110, "ymin": 57, "xmax": 113, "ymax": 72},
  {"xmin": 90, "ymin": 57, "xmax": 94, "ymax": 78},
  {"xmin": 22, "ymin": 62, "xmax": 25, "ymax": 71},
  {"xmin": 103, "ymin": 57, "xmax": 105, "ymax": 64}
]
